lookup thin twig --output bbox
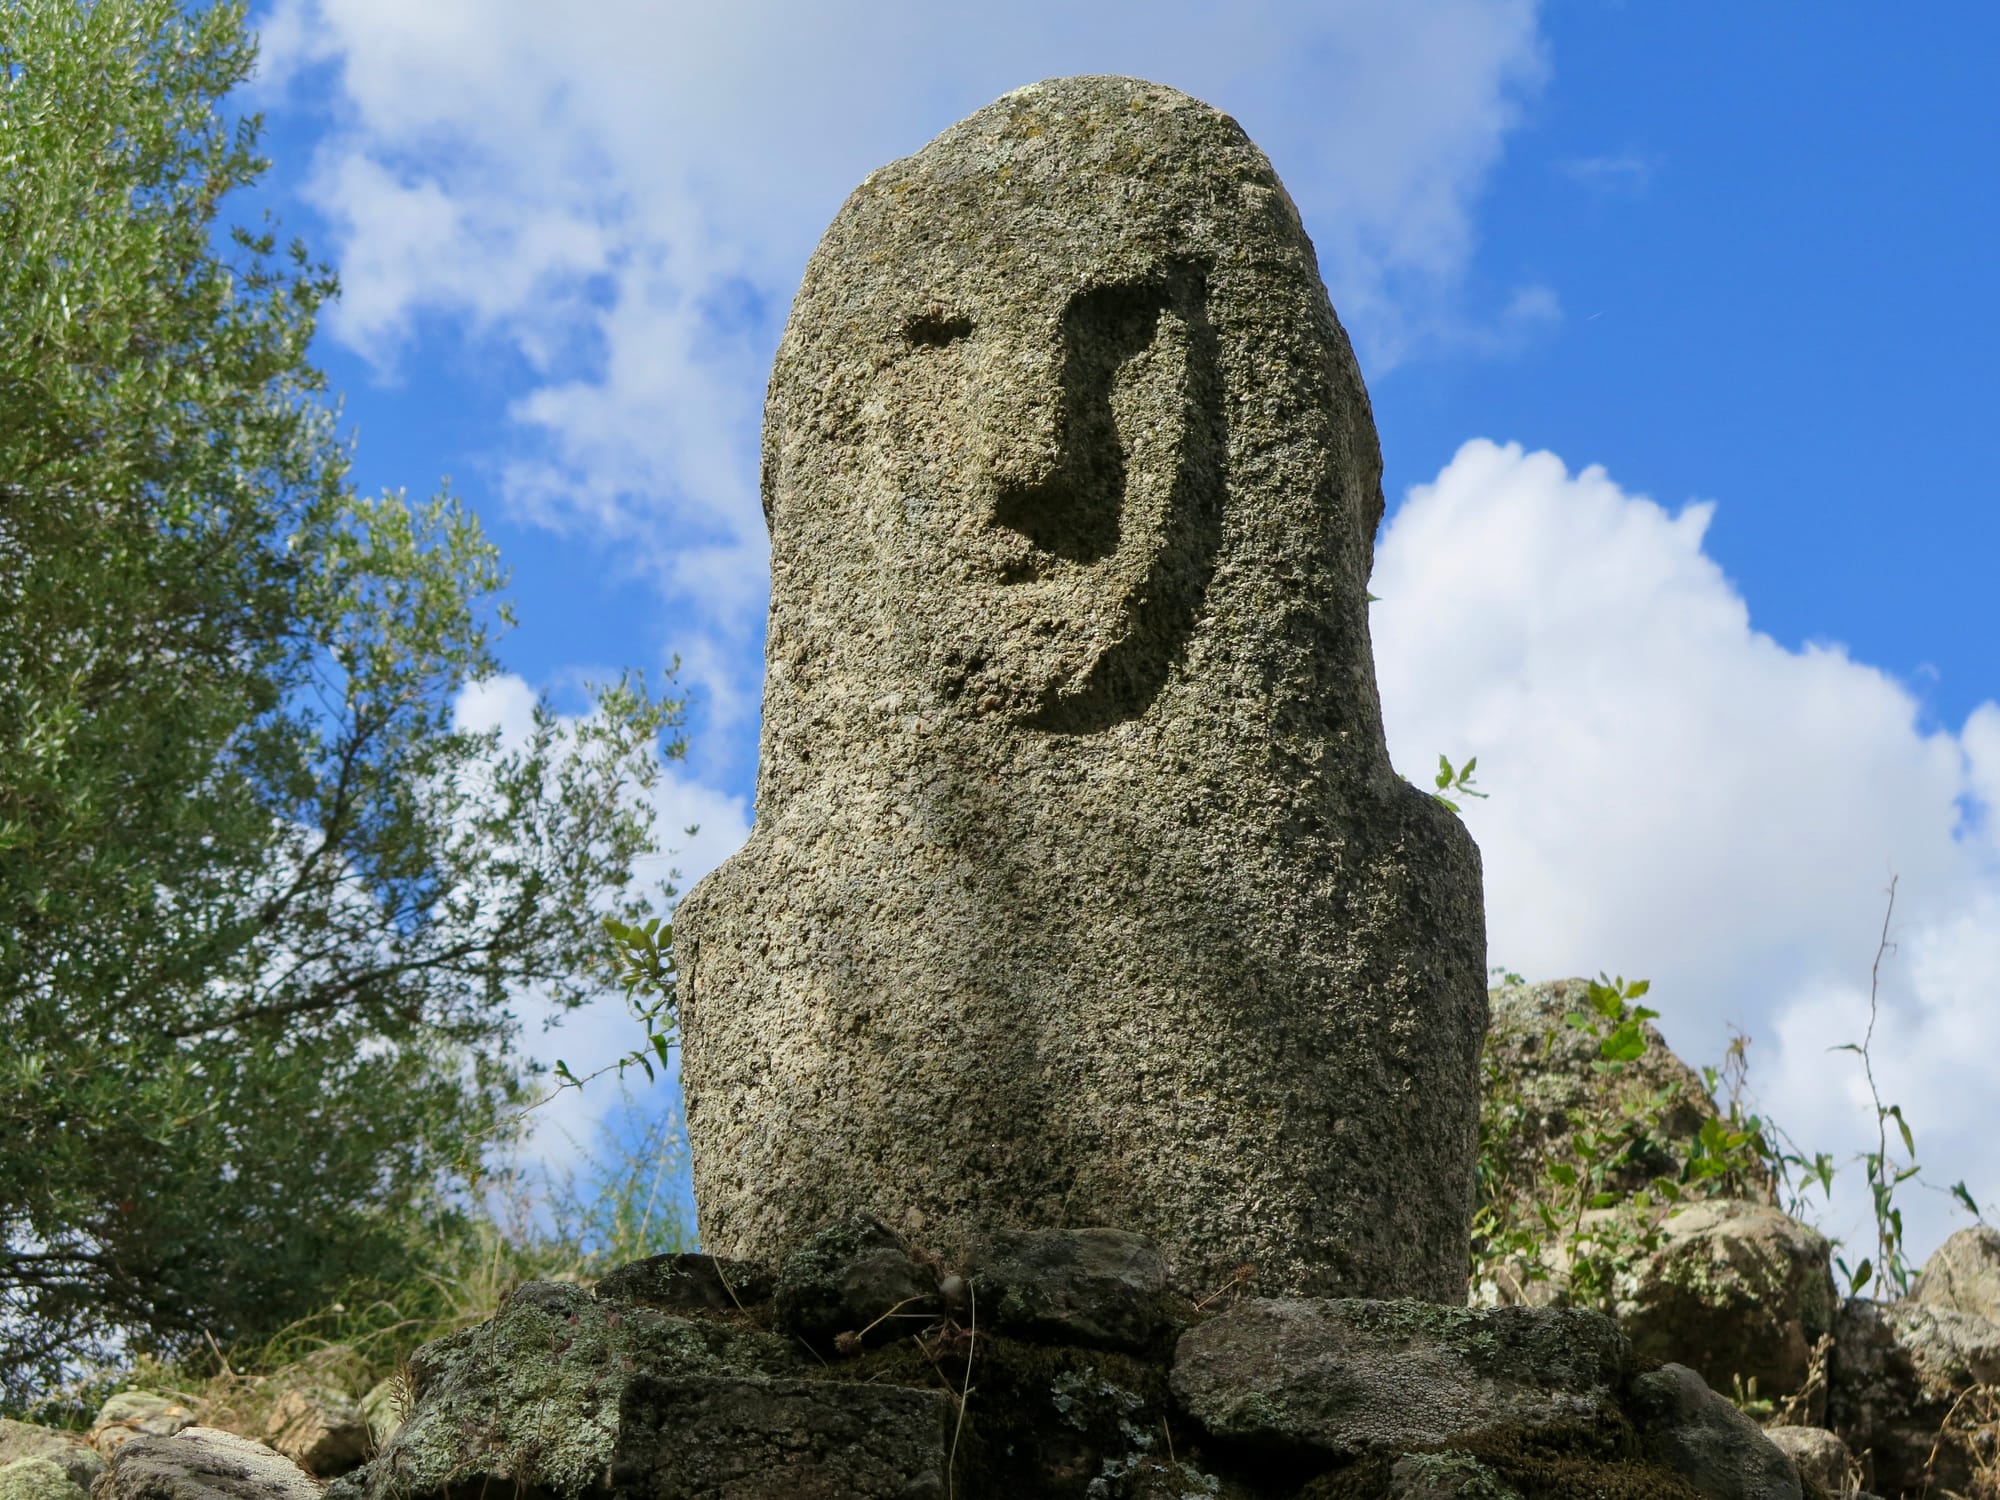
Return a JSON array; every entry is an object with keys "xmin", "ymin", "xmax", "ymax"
[
  {"xmin": 1862, "ymin": 875, "xmax": 1900, "ymax": 1289},
  {"xmin": 851, "ymin": 1294, "xmax": 933, "ymax": 1345},
  {"xmin": 201, "ymin": 1328, "xmax": 236, "ymax": 1380},
  {"xmin": 707, "ymin": 1257, "xmax": 748, "ymax": 1316}
]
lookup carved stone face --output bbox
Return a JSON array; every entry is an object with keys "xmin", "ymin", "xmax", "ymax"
[{"xmin": 844, "ymin": 191, "xmax": 1227, "ymax": 730}]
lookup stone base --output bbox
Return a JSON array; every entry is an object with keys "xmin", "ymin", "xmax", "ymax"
[{"xmin": 311, "ymin": 1217, "xmax": 1816, "ymax": 1500}]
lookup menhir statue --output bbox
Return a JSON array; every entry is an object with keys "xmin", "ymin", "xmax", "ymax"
[{"xmin": 675, "ymin": 75, "xmax": 1487, "ymax": 1301}]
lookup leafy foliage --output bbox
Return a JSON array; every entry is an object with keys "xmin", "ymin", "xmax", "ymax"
[
  {"xmin": 0, "ymin": 0, "xmax": 681, "ymax": 1402},
  {"xmin": 1473, "ymin": 974, "xmax": 1777, "ymax": 1311},
  {"xmin": 10, "ymin": 1108, "xmax": 695, "ymax": 1432},
  {"xmin": 1430, "ymin": 754, "xmax": 1488, "ymax": 814}
]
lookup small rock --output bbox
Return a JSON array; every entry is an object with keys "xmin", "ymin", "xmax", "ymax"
[
  {"xmin": 594, "ymin": 1252, "xmax": 774, "ymax": 1311},
  {"xmin": 1910, "ymin": 1225, "xmax": 2000, "ymax": 1325},
  {"xmin": 1092, "ymin": 1455, "xmax": 1226, "ymax": 1499},
  {"xmin": 1827, "ymin": 1297, "xmax": 2000, "ymax": 1499},
  {"xmin": 95, "ymin": 1427, "xmax": 321, "ymax": 1500},
  {"xmin": 1627, "ymin": 1364, "xmax": 1801, "ymax": 1500},
  {"xmin": 89, "ymin": 1397, "xmax": 196, "ymax": 1457},
  {"xmin": 0, "ymin": 1420, "xmax": 105, "ymax": 1490},
  {"xmin": 1762, "ymin": 1426, "xmax": 1853, "ymax": 1496},
  {"xmin": 1170, "ymin": 1298, "xmax": 1627, "ymax": 1459},
  {"xmin": 0, "ymin": 1456, "xmax": 89, "ymax": 1500},
  {"xmin": 1613, "ymin": 1200, "xmax": 1836, "ymax": 1401},
  {"xmin": 262, "ymin": 1390, "xmax": 370, "ymax": 1478},
  {"xmin": 968, "ymin": 1227, "xmax": 1168, "ymax": 1351},
  {"xmin": 772, "ymin": 1214, "xmax": 942, "ymax": 1352}
]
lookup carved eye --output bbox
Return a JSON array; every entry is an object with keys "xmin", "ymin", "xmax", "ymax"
[{"xmin": 902, "ymin": 310, "xmax": 972, "ymax": 348}]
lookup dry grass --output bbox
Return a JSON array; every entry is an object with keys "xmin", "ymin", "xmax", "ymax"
[{"xmin": 1924, "ymin": 1382, "xmax": 2000, "ymax": 1500}]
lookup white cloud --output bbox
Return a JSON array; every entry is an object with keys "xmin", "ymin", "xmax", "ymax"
[
  {"xmin": 250, "ymin": 3, "xmax": 2000, "ymax": 1280},
  {"xmin": 253, "ymin": 0, "xmax": 1553, "ymax": 701},
  {"xmin": 1371, "ymin": 439, "xmax": 2000, "ymax": 1269}
]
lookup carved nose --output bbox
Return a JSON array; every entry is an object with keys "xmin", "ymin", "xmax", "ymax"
[{"xmin": 978, "ymin": 343, "xmax": 1067, "ymax": 488}]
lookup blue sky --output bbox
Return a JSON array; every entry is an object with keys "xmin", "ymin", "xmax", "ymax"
[{"xmin": 238, "ymin": 0, "xmax": 1998, "ymax": 1276}]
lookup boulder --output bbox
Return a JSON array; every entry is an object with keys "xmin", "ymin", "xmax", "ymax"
[
  {"xmin": 1910, "ymin": 1225, "xmax": 2000, "ymax": 1325},
  {"xmin": 772, "ymin": 1214, "xmax": 942, "ymax": 1352},
  {"xmin": 93, "ymin": 1427, "xmax": 320, "ymax": 1500},
  {"xmin": 261, "ymin": 1390, "xmax": 369, "ymax": 1478},
  {"xmin": 1611, "ymin": 1201, "xmax": 1836, "ymax": 1400},
  {"xmin": 1827, "ymin": 1296, "xmax": 2000, "ymax": 1498},
  {"xmin": 1169, "ymin": 1298, "xmax": 1628, "ymax": 1459},
  {"xmin": 1481, "ymin": 979, "xmax": 1776, "ymax": 1207},
  {"xmin": 326, "ymin": 1279, "xmax": 805, "ymax": 1500},
  {"xmin": 0, "ymin": 1457, "xmax": 88, "ymax": 1500},
  {"xmin": 1762, "ymin": 1427, "xmax": 1854, "ymax": 1496},
  {"xmin": 0, "ymin": 1421, "xmax": 105, "ymax": 1490},
  {"xmin": 968, "ymin": 1227, "xmax": 1169, "ymax": 1352},
  {"xmin": 1626, "ymin": 1364, "xmax": 1801, "ymax": 1500},
  {"xmin": 89, "ymin": 1397, "xmax": 196, "ymax": 1457}
]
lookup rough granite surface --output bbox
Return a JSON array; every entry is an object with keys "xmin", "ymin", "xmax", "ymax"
[
  {"xmin": 96, "ymin": 1428, "xmax": 324, "ymax": 1500},
  {"xmin": 675, "ymin": 72, "xmax": 1487, "ymax": 1302},
  {"xmin": 0, "ymin": 1422, "xmax": 104, "ymax": 1493},
  {"xmin": 1170, "ymin": 1298, "xmax": 1628, "ymax": 1459},
  {"xmin": 1910, "ymin": 1224, "xmax": 2000, "ymax": 1324}
]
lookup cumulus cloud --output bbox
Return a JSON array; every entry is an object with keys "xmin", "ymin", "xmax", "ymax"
[
  {"xmin": 1370, "ymin": 439, "xmax": 2000, "ymax": 1266},
  {"xmin": 249, "ymin": 0, "xmax": 1553, "ymax": 736}
]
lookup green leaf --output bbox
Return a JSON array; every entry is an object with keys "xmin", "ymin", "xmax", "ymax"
[
  {"xmin": 1952, "ymin": 1181, "xmax": 1982, "ymax": 1217},
  {"xmin": 1889, "ymin": 1104, "xmax": 1916, "ymax": 1158},
  {"xmin": 1599, "ymin": 1021, "xmax": 1646, "ymax": 1064}
]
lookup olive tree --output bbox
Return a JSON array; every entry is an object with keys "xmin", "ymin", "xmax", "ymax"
[{"xmin": 0, "ymin": 0, "xmax": 680, "ymax": 1400}]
